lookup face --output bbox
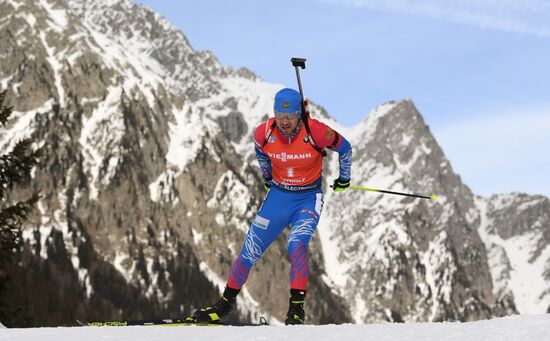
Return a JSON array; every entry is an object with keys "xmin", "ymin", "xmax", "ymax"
[{"xmin": 275, "ymin": 114, "xmax": 300, "ymax": 136}]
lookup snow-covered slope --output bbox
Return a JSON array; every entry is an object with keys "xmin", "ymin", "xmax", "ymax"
[{"xmin": 1, "ymin": 315, "xmax": 550, "ymax": 341}]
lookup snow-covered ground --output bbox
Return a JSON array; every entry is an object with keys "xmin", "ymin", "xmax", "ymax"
[{"xmin": 1, "ymin": 314, "xmax": 549, "ymax": 341}]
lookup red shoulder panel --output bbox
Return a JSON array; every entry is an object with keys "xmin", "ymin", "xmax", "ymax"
[{"xmin": 308, "ymin": 118, "xmax": 341, "ymax": 149}]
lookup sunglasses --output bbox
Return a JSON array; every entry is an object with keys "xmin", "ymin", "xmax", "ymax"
[{"xmin": 274, "ymin": 110, "xmax": 301, "ymax": 120}]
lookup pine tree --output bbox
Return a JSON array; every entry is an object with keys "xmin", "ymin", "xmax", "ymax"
[{"xmin": 0, "ymin": 89, "xmax": 42, "ymax": 296}]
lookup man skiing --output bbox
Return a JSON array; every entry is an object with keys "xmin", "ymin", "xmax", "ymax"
[{"xmin": 187, "ymin": 88, "xmax": 352, "ymax": 325}]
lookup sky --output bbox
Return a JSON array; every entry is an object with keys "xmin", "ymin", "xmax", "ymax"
[{"xmin": 134, "ymin": 0, "xmax": 550, "ymax": 198}]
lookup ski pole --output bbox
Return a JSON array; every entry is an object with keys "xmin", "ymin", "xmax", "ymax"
[{"xmin": 339, "ymin": 185, "xmax": 438, "ymax": 201}]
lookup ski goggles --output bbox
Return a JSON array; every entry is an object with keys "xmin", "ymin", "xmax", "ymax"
[{"xmin": 274, "ymin": 110, "xmax": 301, "ymax": 120}]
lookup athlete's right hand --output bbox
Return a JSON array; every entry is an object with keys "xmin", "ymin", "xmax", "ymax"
[{"xmin": 264, "ymin": 178, "xmax": 273, "ymax": 191}]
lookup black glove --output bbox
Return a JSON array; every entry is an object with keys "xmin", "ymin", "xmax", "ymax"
[
  {"xmin": 264, "ymin": 178, "xmax": 273, "ymax": 191},
  {"xmin": 332, "ymin": 178, "xmax": 350, "ymax": 192}
]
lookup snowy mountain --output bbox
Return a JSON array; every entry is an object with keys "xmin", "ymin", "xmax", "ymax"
[
  {"xmin": 321, "ymin": 101, "xmax": 509, "ymax": 322},
  {"xmin": 0, "ymin": 0, "xmax": 548, "ymax": 327}
]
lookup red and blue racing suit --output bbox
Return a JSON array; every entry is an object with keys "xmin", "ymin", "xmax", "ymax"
[{"xmin": 226, "ymin": 117, "xmax": 352, "ymax": 291}]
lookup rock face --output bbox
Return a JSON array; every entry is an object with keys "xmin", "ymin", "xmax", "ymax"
[
  {"xmin": 476, "ymin": 194, "xmax": 550, "ymax": 315},
  {"xmin": 320, "ymin": 101, "xmax": 497, "ymax": 322},
  {"xmin": 0, "ymin": 0, "xmax": 548, "ymax": 327}
]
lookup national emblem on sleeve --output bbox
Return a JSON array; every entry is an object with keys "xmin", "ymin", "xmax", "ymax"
[{"xmin": 326, "ymin": 127, "xmax": 334, "ymax": 140}]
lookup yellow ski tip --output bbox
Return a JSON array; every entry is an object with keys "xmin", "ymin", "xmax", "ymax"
[{"xmin": 431, "ymin": 194, "xmax": 438, "ymax": 202}]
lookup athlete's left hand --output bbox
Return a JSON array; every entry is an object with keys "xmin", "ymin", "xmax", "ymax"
[{"xmin": 332, "ymin": 178, "xmax": 350, "ymax": 192}]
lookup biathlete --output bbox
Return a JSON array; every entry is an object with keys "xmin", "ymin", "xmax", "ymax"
[{"xmin": 187, "ymin": 88, "xmax": 352, "ymax": 325}]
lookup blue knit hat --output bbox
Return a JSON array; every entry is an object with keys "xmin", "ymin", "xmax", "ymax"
[{"xmin": 274, "ymin": 88, "xmax": 302, "ymax": 113}]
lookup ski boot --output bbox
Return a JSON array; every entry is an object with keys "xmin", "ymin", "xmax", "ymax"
[
  {"xmin": 186, "ymin": 286, "xmax": 240, "ymax": 324},
  {"xmin": 285, "ymin": 289, "xmax": 306, "ymax": 325}
]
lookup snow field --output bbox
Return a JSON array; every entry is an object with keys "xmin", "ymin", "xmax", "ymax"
[{"xmin": 1, "ymin": 314, "xmax": 549, "ymax": 341}]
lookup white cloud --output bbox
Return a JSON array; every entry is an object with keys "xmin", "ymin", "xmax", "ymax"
[
  {"xmin": 320, "ymin": 0, "xmax": 550, "ymax": 37},
  {"xmin": 432, "ymin": 106, "xmax": 550, "ymax": 197}
]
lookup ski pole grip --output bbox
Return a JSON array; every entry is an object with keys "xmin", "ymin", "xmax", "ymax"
[{"xmin": 291, "ymin": 57, "xmax": 306, "ymax": 69}]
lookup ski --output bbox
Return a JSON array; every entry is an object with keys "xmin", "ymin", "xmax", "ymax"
[{"xmin": 77, "ymin": 316, "xmax": 269, "ymax": 327}]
